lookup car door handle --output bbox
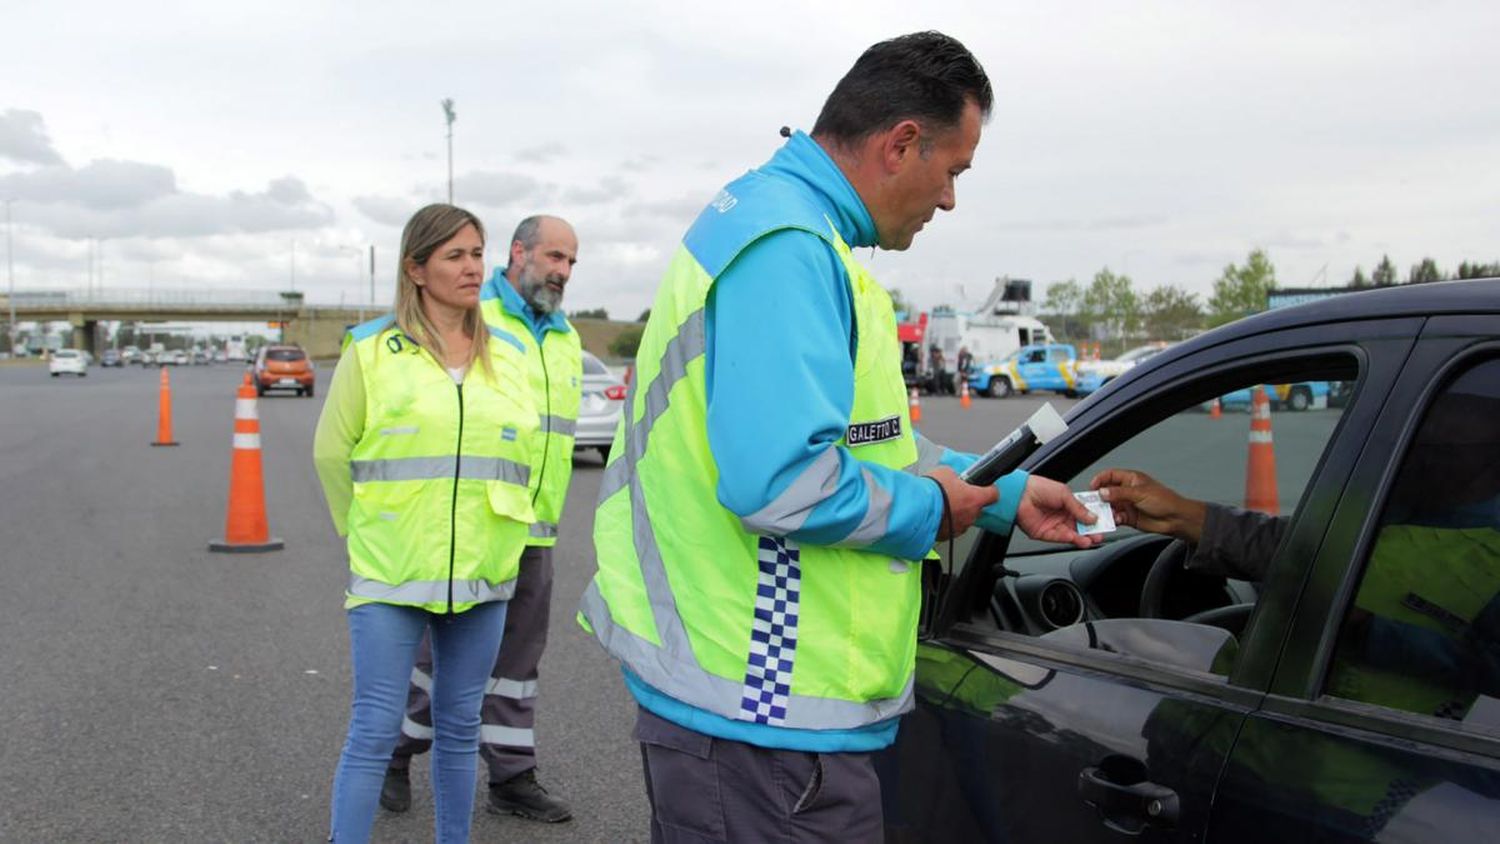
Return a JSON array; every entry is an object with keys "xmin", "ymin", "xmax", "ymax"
[{"xmin": 1078, "ymin": 761, "xmax": 1180, "ymax": 834}]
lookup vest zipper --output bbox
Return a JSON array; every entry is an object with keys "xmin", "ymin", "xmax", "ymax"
[
  {"xmin": 448, "ymin": 380, "xmax": 464, "ymax": 614},
  {"xmin": 532, "ymin": 340, "xmax": 551, "ymax": 507}
]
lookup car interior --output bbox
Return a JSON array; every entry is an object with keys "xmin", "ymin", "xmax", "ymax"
[{"xmin": 936, "ymin": 354, "xmax": 1362, "ymax": 679}]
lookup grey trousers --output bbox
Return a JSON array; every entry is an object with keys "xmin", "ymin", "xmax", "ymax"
[
  {"xmin": 634, "ymin": 707, "xmax": 883, "ymax": 843},
  {"xmin": 390, "ymin": 545, "xmax": 554, "ymax": 784}
]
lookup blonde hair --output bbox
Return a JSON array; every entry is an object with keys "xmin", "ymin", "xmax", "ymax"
[{"xmin": 394, "ymin": 203, "xmax": 492, "ymax": 378}]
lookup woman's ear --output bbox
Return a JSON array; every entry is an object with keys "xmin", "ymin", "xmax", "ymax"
[{"xmin": 406, "ymin": 258, "xmax": 425, "ymax": 287}]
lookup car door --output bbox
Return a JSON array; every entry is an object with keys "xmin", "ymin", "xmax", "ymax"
[
  {"xmin": 1208, "ymin": 316, "xmax": 1500, "ymax": 842},
  {"xmin": 878, "ymin": 317, "xmax": 1421, "ymax": 843},
  {"xmin": 1016, "ymin": 347, "xmax": 1048, "ymax": 391}
]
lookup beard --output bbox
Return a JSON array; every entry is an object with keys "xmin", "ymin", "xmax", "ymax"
[{"xmin": 520, "ymin": 270, "xmax": 565, "ymax": 314}]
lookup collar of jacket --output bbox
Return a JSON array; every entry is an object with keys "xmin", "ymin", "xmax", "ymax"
[
  {"xmin": 761, "ymin": 130, "xmax": 878, "ymax": 250},
  {"xmin": 483, "ymin": 268, "xmax": 572, "ymax": 340}
]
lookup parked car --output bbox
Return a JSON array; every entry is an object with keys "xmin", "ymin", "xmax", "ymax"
[
  {"xmin": 99, "ymin": 349, "xmax": 124, "ymax": 367},
  {"xmin": 252, "ymin": 344, "xmax": 316, "ymax": 397},
  {"xmin": 969, "ymin": 343, "xmax": 1080, "ymax": 398},
  {"xmin": 1075, "ymin": 342, "xmax": 1170, "ymax": 395},
  {"xmin": 574, "ymin": 350, "xmax": 626, "ymax": 460},
  {"xmin": 1211, "ymin": 381, "xmax": 1334, "ymax": 412},
  {"xmin": 213, "ymin": 349, "xmax": 228, "ymax": 364},
  {"xmin": 167, "ymin": 349, "xmax": 188, "ymax": 366},
  {"xmin": 192, "ymin": 348, "xmax": 212, "ymax": 365},
  {"xmin": 121, "ymin": 345, "xmax": 142, "ymax": 365},
  {"xmin": 878, "ymin": 278, "xmax": 1500, "ymax": 842},
  {"xmin": 49, "ymin": 348, "xmax": 88, "ymax": 377}
]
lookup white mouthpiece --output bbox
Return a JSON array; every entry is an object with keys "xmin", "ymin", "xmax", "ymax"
[{"xmin": 1027, "ymin": 403, "xmax": 1068, "ymax": 444}]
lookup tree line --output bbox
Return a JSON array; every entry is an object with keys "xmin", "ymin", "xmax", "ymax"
[{"xmin": 1042, "ymin": 251, "xmax": 1500, "ymax": 343}]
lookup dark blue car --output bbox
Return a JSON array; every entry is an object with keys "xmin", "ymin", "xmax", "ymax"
[{"xmin": 881, "ymin": 278, "xmax": 1500, "ymax": 842}]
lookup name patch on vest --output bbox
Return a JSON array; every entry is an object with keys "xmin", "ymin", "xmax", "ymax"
[{"xmin": 846, "ymin": 415, "xmax": 902, "ymax": 446}]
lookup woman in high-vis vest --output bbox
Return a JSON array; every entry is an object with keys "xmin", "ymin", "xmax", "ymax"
[{"xmin": 314, "ymin": 204, "xmax": 538, "ymax": 843}]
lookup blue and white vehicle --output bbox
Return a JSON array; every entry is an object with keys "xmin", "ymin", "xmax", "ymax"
[
  {"xmin": 1212, "ymin": 381, "xmax": 1334, "ymax": 412},
  {"xmin": 969, "ymin": 343, "xmax": 1079, "ymax": 398},
  {"xmin": 1075, "ymin": 343, "xmax": 1171, "ymax": 396}
]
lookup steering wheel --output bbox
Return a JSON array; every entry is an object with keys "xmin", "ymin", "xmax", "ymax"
[{"xmin": 1139, "ymin": 539, "xmax": 1254, "ymax": 636}]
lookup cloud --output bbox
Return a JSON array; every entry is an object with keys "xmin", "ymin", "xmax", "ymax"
[
  {"xmin": 457, "ymin": 170, "xmax": 553, "ymax": 208},
  {"xmin": 997, "ymin": 215, "xmax": 1170, "ymax": 233},
  {"xmin": 1, "ymin": 159, "xmax": 176, "ymax": 209},
  {"xmin": 353, "ymin": 194, "xmax": 415, "ymax": 227},
  {"xmin": 514, "ymin": 142, "xmax": 567, "ymax": 164},
  {"xmin": 562, "ymin": 175, "xmax": 632, "ymax": 206},
  {"xmin": 0, "ymin": 109, "xmax": 64, "ymax": 165}
]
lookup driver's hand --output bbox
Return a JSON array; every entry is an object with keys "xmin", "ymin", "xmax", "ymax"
[
  {"xmin": 1016, "ymin": 475, "xmax": 1103, "ymax": 549},
  {"xmin": 1089, "ymin": 468, "xmax": 1207, "ymax": 544}
]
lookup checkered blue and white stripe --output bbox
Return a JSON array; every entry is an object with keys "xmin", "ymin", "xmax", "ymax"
[{"xmin": 738, "ymin": 536, "xmax": 802, "ymax": 725}]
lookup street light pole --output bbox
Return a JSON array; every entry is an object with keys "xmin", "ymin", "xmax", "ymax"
[
  {"xmin": 442, "ymin": 98, "xmax": 456, "ymax": 203},
  {"xmin": 368, "ymin": 244, "xmax": 376, "ymax": 307}
]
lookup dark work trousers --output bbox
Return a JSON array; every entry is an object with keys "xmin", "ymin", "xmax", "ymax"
[
  {"xmin": 634, "ymin": 706, "xmax": 883, "ymax": 843},
  {"xmin": 390, "ymin": 545, "xmax": 553, "ymax": 784}
]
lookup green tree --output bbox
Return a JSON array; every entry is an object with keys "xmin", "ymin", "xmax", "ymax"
[
  {"xmin": 1348, "ymin": 266, "xmax": 1369, "ymax": 288},
  {"xmin": 1372, "ymin": 254, "xmax": 1398, "ymax": 286},
  {"xmin": 1208, "ymin": 249, "xmax": 1277, "ymax": 326},
  {"xmin": 1407, "ymin": 257, "xmax": 1443, "ymax": 284},
  {"xmin": 636, "ymin": 308, "xmax": 652, "ymax": 323},
  {"xmin": 1141, "ymin": 285, "xmax": 1203, "ymax": 340},
  {"xmin": 887, "ymin": 287, "xmax": 916, "ymax": 319},
  {"xmin": 608, "ymin": 326, "xmax": 643, "ymax": 358},
  {"xmin": 1083, "ymin": 268, "xmax": 1139, "ymax": 338},
  {"xmin": 1458, "ymin": 261, "xmax": 1500, "ymax": 279},
  {"xmin": 1042, "ymin": 279, "xmax": 1087, "ymax": 339},
  {"xmin": 570, "ymin": 307, "xmax": 609, "ymax": 320}
]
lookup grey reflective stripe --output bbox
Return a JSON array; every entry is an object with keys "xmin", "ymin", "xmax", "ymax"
[
  {"xmin": 912, "ymin": 433, "xmax": 945, "ymax": 474},
  {"xmin": 350, "ymin": 455, "xmax": 529, "ymax": 486},
  {"xmin": 348, "ymin": 574, "xmax": 517, "ymax": 604},
  {"xmin": 542, "ymin": 415, "xmax": 577, "ymax": 437},
  {"xmin": 583, "ymin": 307, "xmax": 913, "ymax": 729},
  {"xmin": 481, "ymin": 725, "xmax": 535, "ymax": 747},
  {"xmin": 580, "ymin": 580, "xmax": 913, "ymax": 729},
  {"xmin": 401, "ymin": 715, "xmax": 433, "ymax": 740},
  {"xmin": 741, "ymin": 447, "xmax": 841, "ymax": 535},
  {"xmin": 839, "ymin": 468, "xmax": 894, "ymax": 546},
  {"xmin": 485, "ymin": 676, "xmax": 538, "ymax": 699},
  {"xmin": 528, "ymin": 521, "xmax": 558, "ymax": 539}
]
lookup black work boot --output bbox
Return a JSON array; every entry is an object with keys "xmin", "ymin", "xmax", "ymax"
[
  {"xmin": 379, "ymin": 766, "xmax": 411, "ymax": 813},
  {"xmin": 487, "ymin": 769, "xmax": 572, "ymax": 823}
]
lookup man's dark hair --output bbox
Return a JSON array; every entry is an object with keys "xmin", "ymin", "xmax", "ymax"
[{"xmin": 812, "ymin": 31, "xmax": 991, "ymax": 149}]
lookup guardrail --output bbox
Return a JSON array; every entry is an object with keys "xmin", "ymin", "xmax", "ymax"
[{"xmin": 3, "ymin": 288, "xmax": 303, "ymax": 307}]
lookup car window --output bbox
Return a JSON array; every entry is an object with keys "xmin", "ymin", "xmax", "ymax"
[
  {"xmin": 581, "ymin": 354, "xmax": 609, "ymax": 376},
  {"xmin": 981, "ymin": 356, "xmax": 1359, "ymax": 679},
  {"xmin": 267, "ymin": 349, "xmax": 305, "ymax": 362},
  {"xmin": 1025, "ymin": 350, "xmax": 1045, "ymax": 364},
  {"xmin": 1324, "ymin": 357, "xmax": 1500, "ymax": 736},
  {"xmin": 1048, "ymin": 348, "xmax": 1070, "ymax": 363}
]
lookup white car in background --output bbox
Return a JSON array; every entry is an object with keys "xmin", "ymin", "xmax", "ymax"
[
  {"xmin": 574, "ymin": 351, "xmax": 627, "ymax": 461},
  {"xmin": 49, "ymin": 348, "xmax": 88, "ymax": 377},
  {"xmin": 1075, "ymin": 343, "xmax": 1171, "ymax": 395}
]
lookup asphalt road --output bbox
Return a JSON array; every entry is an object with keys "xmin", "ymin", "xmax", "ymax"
[{"xmin": 1, "ymin": 363, "xmax": 1332, "ymax": 841}]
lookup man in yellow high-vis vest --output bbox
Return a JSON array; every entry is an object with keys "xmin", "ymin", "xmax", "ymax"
[
  {"xmin": 384, "ymin": 216, "xmax": 581, "ymax": 824},
  {"xmin": 580, "ymin": 33, "xmax": 1098, "ymax": 841}
]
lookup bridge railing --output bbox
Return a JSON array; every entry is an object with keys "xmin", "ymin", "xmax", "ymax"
[{"xmin": 3, "ymin": 288, "xmax": 303, "ymax": 307}]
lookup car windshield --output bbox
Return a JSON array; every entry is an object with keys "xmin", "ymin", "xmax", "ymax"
[
  {"xmin": 267, "ymin": 349, "xmax": 305, "ymax": 362},
  {"xmin": 1118, "ymin": 346, "xmax": 1163, "ymax": 363},
  {"xmin": 55, "ymin": 350, "xmax": 78, "ymax": 358}
]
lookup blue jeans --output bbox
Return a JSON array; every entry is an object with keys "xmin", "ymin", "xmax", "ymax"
[{"xmin": 330, "ymin": 600, "xmax": 508, "ymax": 843}]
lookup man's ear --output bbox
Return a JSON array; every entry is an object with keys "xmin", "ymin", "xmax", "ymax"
[
  {"xmin": 509, "ymin": 239, "xmax": 526, "ymax": 269},
  {"xmin": 884, "ymin": 119, "xmax": 923, "ymax": 171}
]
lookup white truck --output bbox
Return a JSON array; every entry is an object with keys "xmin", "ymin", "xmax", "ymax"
[{"xmin": 225, "ymin": 335, "xmax": 248, "ymax": 362}]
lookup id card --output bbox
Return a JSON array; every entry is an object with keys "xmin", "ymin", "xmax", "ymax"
[{"xmin": 1074, "ymin": 490, "xmax": 1117, "ymax": 536}]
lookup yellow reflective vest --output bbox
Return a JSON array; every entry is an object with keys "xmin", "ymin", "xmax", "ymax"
[
  {"xmin": 480, "ymin": 275, "xmax": 583, "ymax": 547},
  {"xmin": 343, "ymin": 315, "xmax": 537, "ymax": 613},
  {"xmin": 581, "ymin": 178, "xmax": 926, "ymax": 732}
]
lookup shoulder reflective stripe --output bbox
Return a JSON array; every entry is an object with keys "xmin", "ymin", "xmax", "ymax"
[
  {"xmin": 741, "ymin": 447, "xmax": 841, "ymax": 535},
  {"xmin": 912, "ymin": 434, "xmax": 945, "ymax": 474},
  {"xmin": 487, "ymin": 325, "xmax": 526, "ymax": 354},
  {"xmin": 838, "ymin": 467, "xmax": 894, "ymax": 545},
  {"xmin": 401, "ymin": 715, "xmax": 433, "ymax": 740},
  {"xmin": 541, "ymin": 415, "xmax": 577, "ymax": 437},
  {"xmin": 529, "ymin": 521, "xmax": 558, "ymax": 539},
  {"xmin": 409, "ymin": 666, "xmax": 432, "ymax": 693},
  {"xmin": 485, "ymin": 676, "xmax": 538, "ymax": 700},
  {"xmin": 380, "ymin": 426, "xmax": 419, "ymax": 436},
  {"xmin": 481, "ymin": 724, "xmax": 535, "ymax": 748},
  {"xmin": 595, "ymin": 308, "xmax": 706, "ymax": 505},
  {"xmin": 350, "ymin": 456, "xmax": 530, "ymax": 485},
  {"xmin": 580, "ymin": 579, "xmax": 913, "ymax": 728},
  {"xmin": 347, "ymin": 574, "xmax": 517, "ymax": 604},
  {"xmin": 233, "ymin": 433, "xmax": 261, "ymax": 450}
]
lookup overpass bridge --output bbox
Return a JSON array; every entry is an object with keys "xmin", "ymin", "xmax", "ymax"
[{"xmin": 2, "ymin": 289, "xmax": 379, "ymax": 358}]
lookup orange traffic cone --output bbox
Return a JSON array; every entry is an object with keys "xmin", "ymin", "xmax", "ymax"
[
  {"xmin": 151, "ymin": 367, "xmax": 180, "ymax": 446},
  {"xmin": 908, "ymin": 387, "xmax": 922, "ymax": 423},
  {"xmin": 1244, "ymin": 386, "xmax": 1279, "ymax": 514},
  {"xmin": 624, "ymin": 362, "xmax": 634, "ymax": 386},
  {"xmin": 1210, "ymin": 397, "xmax": 1222, "ymax": 420},
  {"xmin": 959, "ymin": 379, "xmax": 972, "ymax": 409},
  {"xmin": 209, "ymin": 373, "xmax": 284, "ymax": 553}
]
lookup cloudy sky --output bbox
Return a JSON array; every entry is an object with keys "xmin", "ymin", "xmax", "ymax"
[{"xmin": 3, "ymin": 1, "xmax": 1497, "ymax": 319}]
